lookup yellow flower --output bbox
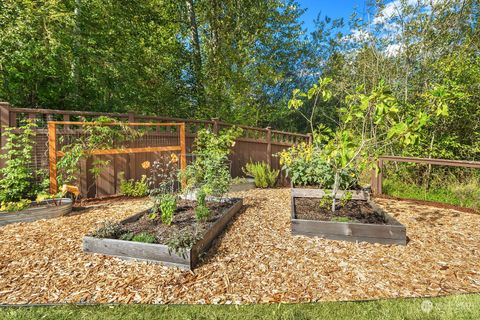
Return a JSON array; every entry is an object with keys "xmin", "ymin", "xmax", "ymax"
[
  {"xmin": 141, "ymin": 161, "xmax": 151, "ymax": 169},
  {"xmin": 170, "ymin": 153, "xmax": 178, "ymax": 163}
]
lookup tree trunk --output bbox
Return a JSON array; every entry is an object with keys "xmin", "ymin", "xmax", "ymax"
[
  {"xmin": 185, "ymin": 0, "xmax": 205, "ymax": 109},
  {"xmin": 331, "ymin": 171, "xmax": 340, "ymax": 213}
]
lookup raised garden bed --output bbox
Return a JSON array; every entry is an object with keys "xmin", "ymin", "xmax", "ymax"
[
  {"xmin": 83, "ymin": 197, "xmax": 243, "ymax": 270},
  {"xmin": 291, "ymin": 188, "xmax": 406, "ymax": 245},
  {"xmin": 0, "ymin": 198, "xmax": 73, "ymax": 226}
]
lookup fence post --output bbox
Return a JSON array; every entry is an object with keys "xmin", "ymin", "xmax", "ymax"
[
  {"xmin": 128, "ymin": 112, "xmax": 136, "ymax": 180},
  {"xmin": 373, "ymin": 159, "xmax": 384, "ymax": 195},
  {"xmin": 266, "ymin": 127, "xmax": 272, "ymax": 167},
  {"xmin": 0, "ymin": 102, "xmax": 11, "ymax": 167},
  {"xmin": 307, "ymin": 133, "xmax": 313, "ymax": 144},
  {"xmin": 212, "ymin": 118, "xmax": 219, "ymax": 134},
  {"xmin": 48, "ymin": 122, "xmax": 58, "ymax": 194}
]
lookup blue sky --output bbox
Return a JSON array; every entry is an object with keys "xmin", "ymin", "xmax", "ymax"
[{"xmin": 297, "ymin": 0, "xmax": 366, "ymax": 33}]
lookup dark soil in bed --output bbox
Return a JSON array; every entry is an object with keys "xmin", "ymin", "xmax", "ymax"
[
  {"xmin": 121, "ymin": 199, "xmax": 236, "ymax": 244},
  {"xmin": 294, "ymin": 198, "xmax": 387, "ymax": 224}
]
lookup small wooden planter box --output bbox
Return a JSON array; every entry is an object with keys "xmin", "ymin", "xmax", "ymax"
[
  {"xmin": 83, "ymin": 198, "xmax": 243, "ymax": 270},
  {"xmin": 291, "ymin": 188, "xmax": 406, "ymax": 245},
  {"xmin": 0, "ymin": 198, "xmax": 73, "ymax": 226}
]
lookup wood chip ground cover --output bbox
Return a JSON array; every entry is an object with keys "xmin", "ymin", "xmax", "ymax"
[{"xmin": 0, "ymin": 188, "xmax": 479, "ymax": 304}]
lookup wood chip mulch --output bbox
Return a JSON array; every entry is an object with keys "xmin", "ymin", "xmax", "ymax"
[{"xmin": 0, "ymin": 188, "xmax": 479, "ymax": 304}]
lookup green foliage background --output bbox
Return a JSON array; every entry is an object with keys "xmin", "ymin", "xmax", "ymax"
[{"xmin": 0, "ymin": 0, "xmax": 478, "ymax": 160}]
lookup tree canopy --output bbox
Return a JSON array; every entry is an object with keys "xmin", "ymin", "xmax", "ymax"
[{"xmin": 0, "ymin": 0, "xmax": 478, "ymax": 160}]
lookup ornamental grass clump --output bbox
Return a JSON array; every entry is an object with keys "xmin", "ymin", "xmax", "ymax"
[{"xmin": 242, "ymin": 161, "xmax": 279, "ymax": 188}]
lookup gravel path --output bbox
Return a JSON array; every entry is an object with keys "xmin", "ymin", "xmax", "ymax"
[{"xmin": 0, "ymin": 188, "xmax": 479, "ymax": 304}]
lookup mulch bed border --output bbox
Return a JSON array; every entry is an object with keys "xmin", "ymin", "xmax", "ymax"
[
  {"xmin": 83, "ymin": 198, "xmax": 243, "ymax": 270},
  {"xmin": 291, "ymin": 188, "xmax": 407, "ymax": 245}
]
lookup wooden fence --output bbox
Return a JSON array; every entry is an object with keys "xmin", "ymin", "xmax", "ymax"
[
  {"xmin": 371, "ymin": 156, "xmax": 480, "ymax": 195},
  {"xmin": 0, "ymin": 102, "xmax": 310, "ymax": 197}
]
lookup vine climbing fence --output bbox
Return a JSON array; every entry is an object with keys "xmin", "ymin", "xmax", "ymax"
[{"xmin": 0, "ymin": 102, "xmax": 310, "ymax": 197}]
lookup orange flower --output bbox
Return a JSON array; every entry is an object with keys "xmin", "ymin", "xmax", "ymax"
[
  {"xmin": 170, "ymin": 153, "xmax": 178, "ymax": 163},
  {"xmin": 141, "ymin": 161, "xmax": 151, "ymax": 169}
]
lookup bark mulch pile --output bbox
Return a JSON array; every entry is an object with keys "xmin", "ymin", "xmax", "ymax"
[{"xmin": 0, "ymin": 189, "xmax": 479, "ymax": 304}]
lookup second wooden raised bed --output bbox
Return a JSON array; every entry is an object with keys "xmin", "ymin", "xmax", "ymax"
[{"xmin": 291, "ymin": 188, "xmax": 406, "ymax": 245}]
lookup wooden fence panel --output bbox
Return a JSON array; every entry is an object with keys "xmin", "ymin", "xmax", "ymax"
[{"xmin": 0, "ymin": 102, "xmax": 309, "ymax": 197}]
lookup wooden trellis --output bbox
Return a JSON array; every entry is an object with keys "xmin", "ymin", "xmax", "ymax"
[{"xmin": 48, "ymin": 121, "xmax": 186, "ymax": 194}]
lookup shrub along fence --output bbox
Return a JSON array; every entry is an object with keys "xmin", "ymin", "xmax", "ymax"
[{"xmin": 0, "ymin": 102, "xmax": 310, "ymax": 197}]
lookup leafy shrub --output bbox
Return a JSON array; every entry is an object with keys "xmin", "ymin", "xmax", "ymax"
[
  {"xmin": 180, "ymin": 127, "xmax": 242, "ymax": 197},
  {"xmin": 119, "ymin": 174, "xmax": 149, "ymax": 197},
  {"xmin": 90, "ymin": 222, "xmax": 126, "ymax": 239},
  {"xmin": 0, "ymin": 199, "xmax": 31, "ymax": 212},
  {"xmin": 131, "ymin": 232, "xmax": 156, "ymax": 243},
  {"xmin": 0, "ymin": 121, "xmax": 38, "ymax": 203},
  {"xmin": 165, "ymin": 230, "xmax": 201, "ymax": 258},
  {"xmin": 242, "ymin": 161, "xmax": 279, "ymax": 188},
  {"xmin": 278, "ymin": 142, "xmax": 359, "ymax": 188}
]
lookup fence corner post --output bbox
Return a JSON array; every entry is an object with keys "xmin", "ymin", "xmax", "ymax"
[
  {"xmin": 266, "ymin": 126, "xmax": 272, "ymax": 167},
  {"xmin": 372, "ymin": 158, "xmax": 384, "ymax": 195},
  {"xmin": 307, "ymin": 133, "xmax": 313, "ymax": 144},
  {"xmin": 212, "ymin": 118, "xmax": 219, "ymax": 134}
]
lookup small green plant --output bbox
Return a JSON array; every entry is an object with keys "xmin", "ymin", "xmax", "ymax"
[
  {"xmin": 331, "ymin": 216, "xmax": 354, "ymax": 223},
  {"xmin": 119, "ymin": 174, "xmax": 149, "ymax": 197},
  {"xmin": 195, "ymin": 205, "xmax": 210, "ymax": 222},
  {"xmin": 318, "ymin": 196, "xmax": 333, "ymax": 209},
  {"xmin": 165, "ymin": 230, "xmax": 202, "ymax": 258},
  {"xmin": 0, "ymin": 199, "xmax": 32, "ymax": 212},
  {"xmin": 195, "ymin": 188, "xmax": 210, "ymax": 222},
  {"xmin": 131, "ymin": 232, "xmax": 156, "ymax": 243},
  {"xmin": 90, "ymin": 222, "xmax": 126, "ymax": 239},
  {"xmin": 242, "ymin": 161, "xmax": 279, "ymax": 188},
  {"xmin": 158, "ymin": 194, "xmax": 177, "ymax": 225}
]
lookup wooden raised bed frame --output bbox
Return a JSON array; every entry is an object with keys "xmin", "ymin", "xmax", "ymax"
[
  {"xmin": 83, "ymin": 198, "xmax": 243, "ymax": 270},
  {"xmin": 291, "ymin": 188, "xmax": 406, "ymax": 245},
  {"xmin": 0, "ymin": 198, "xmax": 73, "ymax": 226}
]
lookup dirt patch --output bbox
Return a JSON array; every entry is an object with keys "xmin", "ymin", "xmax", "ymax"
[
  {"xmin": 294, "ymin": 198, "xmax": 387, "ymax": 224},
  {"xmin": 122, "ymin": 199, "xmax": 236, "ymax": 244}
]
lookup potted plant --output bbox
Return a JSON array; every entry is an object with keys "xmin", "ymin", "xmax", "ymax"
[{"xmin": 280, "ymin": 78, "xmax": 449, "ymax": 244}]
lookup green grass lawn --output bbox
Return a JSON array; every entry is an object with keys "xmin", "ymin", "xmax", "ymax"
[
  {"xmin": 382, "ymin": 178, "xmax": 479, "ymax": 210},
  {"xmin": 1, "ymin": 294, "xmax": 479, "ymax": 320}
]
